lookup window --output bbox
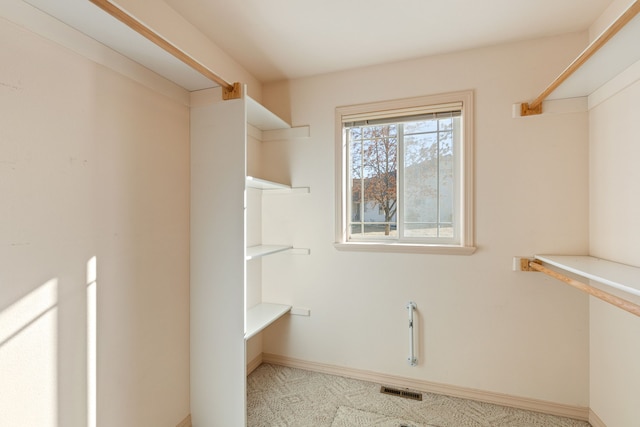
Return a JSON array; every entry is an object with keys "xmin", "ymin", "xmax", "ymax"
[{"xmin": 335, "ymin": 91, "xmax": 475, "ymax": 254}]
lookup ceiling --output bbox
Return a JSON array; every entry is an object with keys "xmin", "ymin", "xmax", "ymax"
[{"xmin": 164, "ymin": 0, "xmax": 614, "ymax": 83}]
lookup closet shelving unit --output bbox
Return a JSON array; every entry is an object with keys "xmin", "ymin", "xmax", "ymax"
[
  {"xmin": 243, "ymin": 101, "xmax": 310, "ymax": 340},
  {"xmin": 518, "ymin": 1, "xmax": 640, "ymax": 319},
  {"xmin": 245, "ymin": 176, "xmax": 310, "ymax": 262},
  {"xmin": 191, "ymin": 90, "xmax": 309, "ymax": 425}
]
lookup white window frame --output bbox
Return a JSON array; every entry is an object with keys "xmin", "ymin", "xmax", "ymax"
[{"xmin": 334, "ymin": 90, "xmax": 476, "ymax": 255}]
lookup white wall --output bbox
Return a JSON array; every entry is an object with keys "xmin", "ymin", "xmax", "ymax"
[
  {"xmin": 115, "ymin": 0, "xmax": 263, "ymax": 101},
  {"xmin": 0, "ymin": 14, "xmax": 190, "ymax": 427},
  {"xmin": 589, "ymin": 0, "xmax": 636, "ymax": 41},
  {"xmin": 259, "ymin": 33, "xmax": 592, "ymax": 408},
  {"xmin": 589, "ymin": 76, "xmax": 640, "ymax": 426}
]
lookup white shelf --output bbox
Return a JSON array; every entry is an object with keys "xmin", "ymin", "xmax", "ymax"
[
  {"xmin": 246, "ymin": 176, "xmax": 310, "ymax": 194},
  {"xmin": 247, "ymin": 97, "xmax": 290, "ymax": 131},
  {"xmin": 534, "ymin": 255, "xmax": 640, "ymax": 298},
  {"xmin": 246, "ymin": 176, "xmax": 290, "ymax": 190},
  {"xmin": 245, "ymin": 303, "xmax": 291, "ymax": 340},
  {"xmin": 246, "ymin": 245, "xmax": 293, "ymax": 260}
]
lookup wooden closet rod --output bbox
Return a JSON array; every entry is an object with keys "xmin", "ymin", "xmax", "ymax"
[
  {"xmin": 521, "ymin": 1, "xmax": 640, "ymax": 116},
  {"xmin": 526, "ymin": 260, "xmax": 640, "ymax": 317},
  {"xmin": 89, "ymin": 0, "xmax": 242, "ymax": 99}
]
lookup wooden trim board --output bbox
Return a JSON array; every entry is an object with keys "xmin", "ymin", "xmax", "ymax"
[
  {"xmin": 589, "ymin": 409, "xmax": 608, "ymax": 427},
  {"xmin": 261, "ymin": 353, "xmax": 590, "ymax": 421},
  {"xmin": 176, "ymin": 414, "xmax": 191, "ymax": 427}
]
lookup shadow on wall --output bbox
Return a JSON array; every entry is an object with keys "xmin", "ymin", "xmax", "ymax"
[{"xmin": 0, "ymin": 256, "xmax": 97, "ymax": 427}]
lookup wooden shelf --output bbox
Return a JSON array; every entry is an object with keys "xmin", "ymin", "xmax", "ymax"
[
  {"xmin": 246, "ymin": 245, "xmax": 293, "ymax": 260},
  {"xmin": 245, "ymin": 303, "xmax": 291, "ymax": 340},
  {"xmin": 534, "ymin": 255, "xmax": 640, "ymax": 298}
]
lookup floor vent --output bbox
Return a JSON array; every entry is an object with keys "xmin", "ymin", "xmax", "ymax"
[{"xmin": 380, "ymin": 385, "xmax": 423, "ymax": 401}]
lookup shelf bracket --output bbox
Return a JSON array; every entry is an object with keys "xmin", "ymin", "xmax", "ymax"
[
  {"xmin": 520, "ymin": 102, "xmax": 542, "ymax": 116},
  {"xmin": 223, "ymin": 82, "xmax": 243, "ymax": 100},
  {"xmin": 519, "ymin": 257, "xmax": 540, "ymax": 271}
]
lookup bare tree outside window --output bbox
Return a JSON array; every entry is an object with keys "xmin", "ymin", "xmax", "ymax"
[
  {"xmin": 350, "ymin": 124, "xmax": 397, "ymax": 236},
  {"xmin": 347, "ymin": 113, "xmax": 458, "ymax": 239}
]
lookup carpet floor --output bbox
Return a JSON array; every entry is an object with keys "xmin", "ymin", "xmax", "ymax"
[{"xmin": 247, "ymin": 363, "xmax": 591, "ymax": 427}]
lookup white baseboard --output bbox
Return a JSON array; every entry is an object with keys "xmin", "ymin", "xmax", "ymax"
[
  {"xmin": 261, "ymin": 353, "xmax": 590, "ymax": 422},
  {"xmin": 589, "ymin": 409, "xmax": 608, "ymax": 427},
  {"xmin": 247, "ymin": 353, "xmax": 263, "ymax": 375}
]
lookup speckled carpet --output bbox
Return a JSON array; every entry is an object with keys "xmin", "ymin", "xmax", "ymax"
[
  {"xmin": 247, "ymin": 363, "xmax": 591, "ymax": 427},
  {"xmin": 331, "ymin": 406, "xmax": 432, "ymax": 427}
]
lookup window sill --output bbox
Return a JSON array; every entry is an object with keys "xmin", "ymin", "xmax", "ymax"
[{"xmin": 333, "ymin": 242, "xmax": 476, "ymax": 255}]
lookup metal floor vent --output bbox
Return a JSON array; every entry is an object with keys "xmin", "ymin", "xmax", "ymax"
[{"xmin": 380, "ymin": 385, "xmax": 423, "ymax": 401}]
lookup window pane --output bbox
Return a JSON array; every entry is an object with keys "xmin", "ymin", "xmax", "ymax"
[
  {"xmin": 403, "ymin": 129, "xmax": 438, "ymax": 237},
  {"xmin": 348, "ymin": 124, "xmax": 397, "ymax": 239},
  {"xmin": 349, "ymin": 128, "xmax": 362, "ymax": 226},
  {"xmin": 438, "ymin": 117, "xmax": 453, "ymax": 131},
  {"xmin": 439, "ymin": 129, "xmax": 455, "ymax": 235},
  {"xmin": 404, "ymin": 119, "xmax": 437, "ymax": 134}
]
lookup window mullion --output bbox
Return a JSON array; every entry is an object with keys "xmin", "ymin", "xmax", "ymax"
[
  {"xmin": 397, "ymin": 123, "xmax": 404, "ymax": 240},
  {"xmin": 359, "ymin": 131, "xmax": 365, "ymax": 236},
  {"xmin": 436, "ymin": 119, "xmax": 441, "ymax": 238},
  {"xmin": 345, "ymin": 129, "xmax": 352, "ymax": 240}
]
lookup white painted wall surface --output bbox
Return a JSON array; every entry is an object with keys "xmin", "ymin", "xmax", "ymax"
[
  {"xmin": 0, "ymin": 15, "xmax": 190, "ymax": 427},
  {"xmin": 589, "ymin": 76, "xmax": 640, "ymax": 426},
  {"xmin": 589, "ymin": 0, "xmax": 637, "ymax": 42},
  {"xmin": 259, "ymin": 33, "xmax": 591, "ymax": 407},
  {"xmin": 114, "ymin": 0, "xmax": 263, "ymax": 100}
]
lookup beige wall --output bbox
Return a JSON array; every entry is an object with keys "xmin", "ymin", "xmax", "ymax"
[
  {"xmin": 0, "ymin": 14, "xmax": 190, "ymax": 427},
  {"xmin": 589, "ymin": 76, "xmax": 640, "ymax": 426},
  {"xmin": 259, "ymin": 32, "xmax": 592, "ymax": 408}
]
